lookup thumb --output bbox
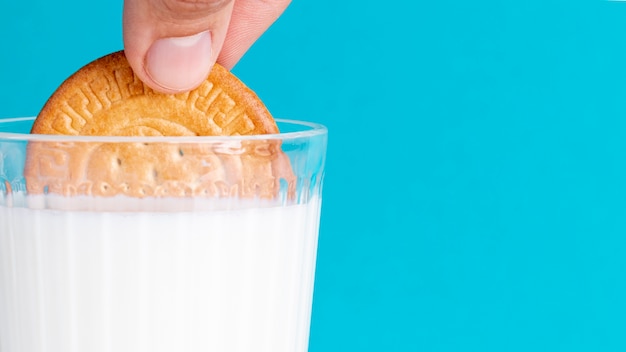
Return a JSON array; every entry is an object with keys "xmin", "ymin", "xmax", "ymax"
[{"xmin": 123, "ymin": 0, "xmax": 235, "ymax": 93}]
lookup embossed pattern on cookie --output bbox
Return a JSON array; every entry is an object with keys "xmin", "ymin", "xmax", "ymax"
[
  {"xmin": 25, "ymin": 51, "xmax": 295, "ymax": 199},
  {"xmin": 32, "ymin": 51, "xmax": 278, "ymax": 137}
]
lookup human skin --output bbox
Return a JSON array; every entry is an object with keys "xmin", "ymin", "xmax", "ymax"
[{"xmin": 123, "ymin": 0, "xmax": 291, "ymax": 94}]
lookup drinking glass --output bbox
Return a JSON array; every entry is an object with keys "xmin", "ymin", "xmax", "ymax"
[{"xmin": 0, "ymin": 117, "xmax": 327, "ymax": 352}]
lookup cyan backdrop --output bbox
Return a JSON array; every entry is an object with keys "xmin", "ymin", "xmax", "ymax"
[{"xmin": 2, "ymin": 1, "xmax": 626, "ymax": 351}]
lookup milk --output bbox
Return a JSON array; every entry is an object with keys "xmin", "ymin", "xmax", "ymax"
[{"xmin": 0, "ymin": 195, "xmax": 321, "ymax": 352}]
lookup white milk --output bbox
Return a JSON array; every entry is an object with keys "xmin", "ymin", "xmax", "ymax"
[{"xmin": 0, "ymin": 196, "xmax": 321, "ymax": 352}]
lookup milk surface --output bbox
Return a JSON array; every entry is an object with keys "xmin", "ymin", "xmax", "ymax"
[{"xmin": 0, "ymin": 196, "xmax": 321, "ymax": 352}]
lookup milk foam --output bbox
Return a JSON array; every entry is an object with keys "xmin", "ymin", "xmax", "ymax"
[{"xmin": 0, "ymin": 195, "xmax": 321, "ymax": 352}]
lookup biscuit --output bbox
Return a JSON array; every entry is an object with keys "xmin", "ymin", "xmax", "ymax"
[
  {"xmin": 25, "ymin": 51, "xmax": 295, "ymax": 199},
  {"xmin": 32, "ymin": 51, "xmax": 278, "ymax": 136}
]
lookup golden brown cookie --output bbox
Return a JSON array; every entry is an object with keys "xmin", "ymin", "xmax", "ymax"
[
  {"xmin": 32, "ymin": 51, "xmax": 278, "ymax": 136},
  {"xmin": 25, "ymin": 51, "xmax": 295, "ymax": 199}
]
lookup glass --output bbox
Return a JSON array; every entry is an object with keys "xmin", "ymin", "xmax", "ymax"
[{"xmin": 0, "ymin": 117, "xmax": 327, "ymax": 352}]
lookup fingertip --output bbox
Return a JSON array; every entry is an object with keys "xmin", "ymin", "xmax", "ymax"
[
  {"xmin": 143, "ymin": 31, "xmax": 213, "ymax": 93},
  {"xmin": 121, "ymin": 0, "xmax": 235, "ymax": 93}
]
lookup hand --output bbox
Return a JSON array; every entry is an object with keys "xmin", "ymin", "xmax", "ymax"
[{"xmin": 123, "ymin": 0, "xmax": 291, "ymax": 93}]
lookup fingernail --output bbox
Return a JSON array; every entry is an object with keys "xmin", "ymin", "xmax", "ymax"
[{"xmin": 145, "ymin": 31, "xmax": 212, "ymax": 91}]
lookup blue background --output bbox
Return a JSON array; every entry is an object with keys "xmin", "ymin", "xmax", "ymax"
[{"xmin": 3, "ymin": 1, "xmax": 626, "ymax": 351}]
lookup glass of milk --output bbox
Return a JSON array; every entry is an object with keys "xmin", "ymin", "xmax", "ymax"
[{"xmin": 0, "ymin": 117, "xmax": 327, "ymax": 352}]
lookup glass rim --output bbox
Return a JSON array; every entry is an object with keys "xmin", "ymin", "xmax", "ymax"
[{"xmin": 0, "ymin": 117, "xmax": 327, "ymax": 143}]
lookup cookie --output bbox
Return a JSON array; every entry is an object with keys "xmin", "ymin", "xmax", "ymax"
[
  {"xmin": 31, "ymin": 51, "xmax": 278, "ymax": 136},
  {"xmin": 25, "ymin": 51, "xmax": 295, "ymax": 199}
]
